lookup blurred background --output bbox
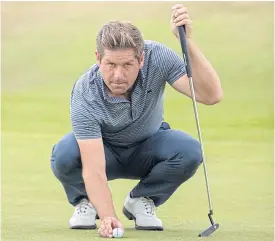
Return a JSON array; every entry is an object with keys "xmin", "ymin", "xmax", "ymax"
[{"xmin": 2, "ymin": 2, "xmax": 274, "ymax": 241}]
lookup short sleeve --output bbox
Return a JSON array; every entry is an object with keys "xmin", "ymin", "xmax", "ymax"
[
  {"xmin": 70, "ymin": 85, "xmax": 102, "ymax": 140},
  {"xmin": 153, "ymin": 42, "xmax": 186, "ymax": 85}
]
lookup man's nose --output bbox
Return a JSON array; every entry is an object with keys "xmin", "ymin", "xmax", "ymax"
[{"xmin": 113, "ymin": 66, "xmax": 124, "ymax": 81}]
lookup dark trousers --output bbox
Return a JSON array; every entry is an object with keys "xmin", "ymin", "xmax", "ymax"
[{"xmin": 50, "ymin": 123, "xmax": 202, "ymax": 207}]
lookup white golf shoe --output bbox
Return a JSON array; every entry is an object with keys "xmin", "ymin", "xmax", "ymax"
[
  {"xmin": 69, "ymin": 198, "xmax": 97, "ymax": 229},
  {"xmin": 123, "ymin": 194, "xmax": 163, "ymax": 230}
]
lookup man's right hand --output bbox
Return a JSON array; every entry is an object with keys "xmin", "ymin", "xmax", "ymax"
[{"xmin": 98, "ymin": 217, "xmax": 124, "ymax": 238}]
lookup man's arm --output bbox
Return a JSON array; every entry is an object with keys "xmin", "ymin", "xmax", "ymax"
[
  {"xmin": 77, "ymin": 138, "xmax": 116, "ymax": 219},
  {"xmin": 70, "ymin": 77, "xmax": 122, "ymax": 238},
  {"xmin": 171, "ymin": 39, "xmax": 223, "ymax": 105},
  {"xmin": 170, "ymin": 3, "xmax": 223, "ymax": 105},
  {"xmin": 70, "ymin": 82, "xmax": 116, "ymax": 220}
]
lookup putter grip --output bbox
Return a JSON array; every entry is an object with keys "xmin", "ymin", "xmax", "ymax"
[{"xmin": 178, "ymin": 26, "xmax": 192, "ymax": 78}]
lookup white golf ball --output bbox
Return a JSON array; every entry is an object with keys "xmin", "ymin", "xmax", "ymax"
[{"xmin": 112, "ymin": 228, "xmax": 124, "ymax": 238}]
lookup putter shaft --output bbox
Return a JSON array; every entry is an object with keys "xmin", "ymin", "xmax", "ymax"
[
  {"xmin": 188, "ymin": 76, "xmax": 213, "ymax": 213},
  {"xmin": 178, "ymin": 25, "xmax": 219, "ymax": 237},
  {"xmin": 178, "ymin": 26, "xmax": 213, "ymax": 214}
]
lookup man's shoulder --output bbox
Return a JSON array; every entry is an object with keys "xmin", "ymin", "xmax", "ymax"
[
  {"xmin": 144, "ymin": 40, "xmax": 166, "ymax": 51},
  {"xmin": 144, "ymin": 40, "xmax": 175, "ymax": 63},
  {"xmin": 144, "ymin": 40, "xmax": 173, "ymax": 52},
  {"xmin": 73, "ymin": 64, "xmax": 100, "ymax": 93},
  {"xmin": 70, "ymin": 64, "xmax": 102, "ymax": 107}
]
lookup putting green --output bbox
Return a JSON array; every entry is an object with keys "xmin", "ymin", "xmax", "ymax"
[{"xmin": 2, "ymin": 2, "xmax": 274, "ymax": 241}]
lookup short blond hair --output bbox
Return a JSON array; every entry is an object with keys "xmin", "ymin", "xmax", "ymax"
[{"xmin": 96, "ymin": 20, "xmax": 144, "ymax": 62}]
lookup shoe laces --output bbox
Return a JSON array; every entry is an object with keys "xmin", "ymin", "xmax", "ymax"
[
  {"xmin": 76, "ymin": 199, "xmax": 90, "ymax": 214},
  {"xmin": 141, "ymin": 197, "xmax": 155, "ymax": 215}
]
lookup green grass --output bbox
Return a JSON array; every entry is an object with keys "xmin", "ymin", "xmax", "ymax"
[{"xmin": 2, "ymin": 2, "xmax": 274, "ymax": 241}]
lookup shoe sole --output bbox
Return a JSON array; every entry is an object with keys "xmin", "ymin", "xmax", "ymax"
[
  {"xmin": 123, "ymin": 207, "xmax": 163, "ymax": 231},
  {"xmin": 70, "ymin": 224, "xmax": 97, "ymax": 230}
]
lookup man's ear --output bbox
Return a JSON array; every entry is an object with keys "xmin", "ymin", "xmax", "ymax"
[
  {"xmin": 139, "ymin": 51, "xmax": 145, "ymax": 69},
  {"xmin": 95, "ymin": 50, "xmax": 100, "ymax": 65}
]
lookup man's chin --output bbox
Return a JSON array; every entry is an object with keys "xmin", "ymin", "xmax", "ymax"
[{"xmin": 111, "ymin": 88, "xmax": 127, "ymax": 96}]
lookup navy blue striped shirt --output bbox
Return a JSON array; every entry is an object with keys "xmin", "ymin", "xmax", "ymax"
[{"xmin": 70, "ymin": 40, "xmax": 186, "ymax": 147}]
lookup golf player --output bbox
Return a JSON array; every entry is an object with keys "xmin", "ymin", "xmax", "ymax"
[{"xmin": 50, "ymin": 4, "xmax": 222, "ymax": 238}]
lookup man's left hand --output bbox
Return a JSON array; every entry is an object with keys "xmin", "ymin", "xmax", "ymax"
[{"xmin": 170, "ymin": 4, "xmax": 192, "ymax": 39}]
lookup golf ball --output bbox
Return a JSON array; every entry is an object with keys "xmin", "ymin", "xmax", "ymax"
[{"xmin": 112, "ymin": 228, "xmax": 124, "ymax": 238}]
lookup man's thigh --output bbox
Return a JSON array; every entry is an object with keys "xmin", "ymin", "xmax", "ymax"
[
  {"xmin": 51, "ymin": 132, "xmax": 126, "ymax": 180},
  {"xmin": 125, "ymin": 123, "xmax": 201, "ymax": 179}
]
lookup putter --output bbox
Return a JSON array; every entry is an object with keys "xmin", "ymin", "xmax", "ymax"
[{"xmin": 177, "ymin": 26, "xmax": 220, "ymax": 237}]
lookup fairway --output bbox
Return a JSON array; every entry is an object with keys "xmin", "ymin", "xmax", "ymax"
[{"xmin": 2, "ymin": 2, "xmax": 274, "ymax": 241}]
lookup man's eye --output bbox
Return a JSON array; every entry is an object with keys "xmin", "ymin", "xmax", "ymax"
[{"xmin": 108, "ymin": 63, "xmax": 115, "ymax": 66}]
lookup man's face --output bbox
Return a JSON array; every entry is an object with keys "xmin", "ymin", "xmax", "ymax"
[{"xmin": 96, "ymin": 48, "xmax": 144, "ymax": 97}]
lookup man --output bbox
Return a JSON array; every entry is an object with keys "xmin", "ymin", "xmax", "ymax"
[{"xmin": 50, "ymin": 4, "xmax": 222, "ymax": 238}]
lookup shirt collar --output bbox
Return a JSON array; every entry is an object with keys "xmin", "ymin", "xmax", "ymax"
[{"xmin": 139, "ymin": 68, "xmax": 146, "ymax": 87}]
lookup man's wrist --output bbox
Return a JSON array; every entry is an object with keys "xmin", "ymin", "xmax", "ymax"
[
  {"xmin": 99, "ymin": 212, "xmax": 117, "ymax": 220},
  {"xmin": 177, "ymin": 36, "xmax": 193, "ymax": 54},
  {"xmin": 176, "ymin": 34, "xmax": 192, "ymax": 41},
  {"xmin": 100, "ymin": 215, "xmax": 117, "ymax": 221}
]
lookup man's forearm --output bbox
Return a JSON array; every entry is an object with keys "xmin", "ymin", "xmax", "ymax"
[
  {"xmin": 188, "ymin": 39, "xmax": 219, "ymax": 81},
  {"xmin": 182, "ymin": 38, "xmax": 222, "ymax": 104},
  {"xmin": 84, "ymin": 173, "xmax": 116, "ymax": 219}
]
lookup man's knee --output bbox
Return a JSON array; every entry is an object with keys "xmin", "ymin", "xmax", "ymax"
[
  {"xmin": 173, "ymin": 138, "xmax": 202, "ymax": 177},
  {"xmin": 51, "ymin": 132, "xmax": 81, "ymax": 176},
  {"xmin": 185, "ymin": 138, "xmax": 202, "ymax": 169}
]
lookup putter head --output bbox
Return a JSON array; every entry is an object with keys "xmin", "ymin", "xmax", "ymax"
[{"xmin": 198, "ymin": 223, "xmax": 219, "ymax": 237}]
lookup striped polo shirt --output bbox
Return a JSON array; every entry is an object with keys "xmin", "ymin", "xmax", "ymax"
[{"xmin": 70, "ymin": 40, "xmax": 186, "ymax": 147}]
